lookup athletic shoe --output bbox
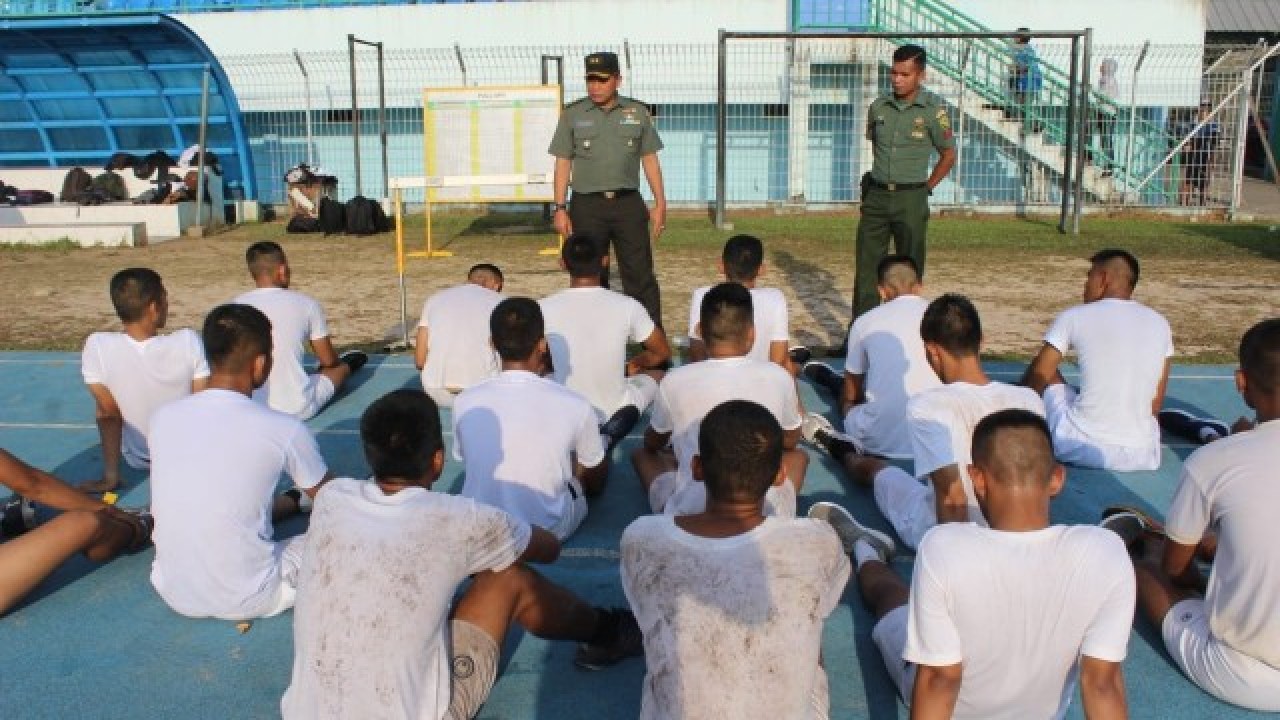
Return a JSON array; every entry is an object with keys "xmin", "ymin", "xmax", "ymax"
[
  {"xmin": 1101, "ymin": 505, "xmax": 1165, "ymax": 536},
  {"xmin": 801, "ymin": 412, "xmax": 863, "ymax": 458},
  {"xmin": 788, "ymin": 345, "xmax": 812, "ymax": 365},
  {"xmin": 808, "ymin": 501, "xmax": 895, "ymax": 562},
  {"xmin": 801, "ymin": 361, "xmax": 843, "ymax": 396},
  {"xmin": 1158, "ymin": 408, "xmax": 1230, "ymax": 445},
  {"xmin": 1099, "ymin": 512, "xmax": 1146, "ymax": 550},
  {"xmin": 109, "ymin": 507, "xmax": 155, "ymax": 553},
  {"xmin": 0, "ymin": 496, "xmax": 36, "ymax": 537},
  {"xmin": 574, "ymin": 608, "xmax": 644, "ymax": 670},
  {"xmin": 600, "ymin": 405, "xmax": 640, "ymax": 453},
  {"xmin": 284, "ymin": 487, "xmax": 313, "ymax": 514},
  {"xmin": 340, "ymin": 350, "xmax": 369, "ymax": 374}
]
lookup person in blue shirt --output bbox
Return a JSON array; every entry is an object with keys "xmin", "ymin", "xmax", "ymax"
[{"xmin": 1007, "ymin": 28, "xmax": 1043, "ymax": 131}]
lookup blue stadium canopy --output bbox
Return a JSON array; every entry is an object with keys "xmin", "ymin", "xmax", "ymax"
[{"xmin": 0, "ymin": 14, "xmax": 255, "ymax": 200}]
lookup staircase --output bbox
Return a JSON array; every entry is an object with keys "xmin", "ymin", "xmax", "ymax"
[{"xmin": 867, "ymin": 0, "xmax": 1180, "ymax": 204}]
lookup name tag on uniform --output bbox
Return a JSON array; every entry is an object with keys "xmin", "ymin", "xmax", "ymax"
[
  {"xmin": 575, "ymin": 120, "xmax": 594, "ymax": 128},
  {"xmin": 620, "ymin": 109, "xmax": 642, "ymax": 126}
]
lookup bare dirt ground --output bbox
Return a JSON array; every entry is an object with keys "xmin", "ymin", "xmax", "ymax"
[{"xmin": 1, "ymin": 213, "xmax": 1276, "ymax": 361}]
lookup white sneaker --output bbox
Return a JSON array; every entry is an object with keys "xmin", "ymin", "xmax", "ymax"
[
  {"xmin": 808, "ymin": 501, "xmax": 895, "ymax": 561},
  {"xmin": 801, "ymin": 412, "xmax": 863, "ymax": 453}
]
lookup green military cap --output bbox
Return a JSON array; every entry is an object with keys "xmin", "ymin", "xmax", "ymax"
[{"xmin": 585, "ymin": 52, "xmax": 620, "ymax": 80}]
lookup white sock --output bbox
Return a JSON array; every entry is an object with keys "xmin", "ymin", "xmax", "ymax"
[{"xmin": 853, "ymin": 538, "xmax": 881, "ymax": 569}]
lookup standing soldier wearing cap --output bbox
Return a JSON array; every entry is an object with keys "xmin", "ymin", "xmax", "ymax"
[
  {"xmin": 852, "ymin": 44, "xmax": 956, "ymax": 320},
  {"xmin": 549, "ymin": 51, "xmax": 667, "ymax": 328}
]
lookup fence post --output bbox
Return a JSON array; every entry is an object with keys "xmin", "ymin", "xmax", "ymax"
[
  {"xmin": 1122, "ymin": 41, "xmax": 1149, "ymax": 205},
  {"xmin": 1229, "ymin": 70, "xmax": 1252, "ymax": 219},
  {"xmin": 292, "ymin": 49, "xmax": 314, "ymax": 166},
  {"xmin": 955, "ymin": 43, "xmax": 970, "ymax": 206},
  {"xmin": 1073, "ymin": 27, "xmax": 1092, "ymax": 235},
  {"xmin": 194, "ymin": 64, "xmax": 210, "ymax": 231},
  {"xmin": 348, "ymin": 34, "xmax": 362, "ymax": 197},
  {"xmin": 1059, "ymin": 35, "xmax": 1079, "ymax": 234},
  {"xmin": 715, "ymin": 29, "xmax": 728, "ymax": 229},
  {"xmin": 377, "ymin": 41, "xmax": 388, "ymax": 201}
]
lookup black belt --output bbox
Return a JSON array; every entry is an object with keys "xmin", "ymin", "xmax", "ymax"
[
  {"xmin": 868, "ymin": 179, "xmax": 927, "ymax": 192},
  {"xmin": 574, "ymin": 189, "xmax": 638, "ymax": 200}
]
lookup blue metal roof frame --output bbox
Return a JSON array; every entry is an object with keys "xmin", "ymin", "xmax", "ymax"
[{"xmin": 0, "ymin": 13, "xmax": 256, "ymax": 200}]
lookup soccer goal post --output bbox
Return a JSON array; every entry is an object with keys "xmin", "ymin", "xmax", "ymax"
[{"xmin": 714, "ymin": 28, "xmax": 1092, "ymax": 234}]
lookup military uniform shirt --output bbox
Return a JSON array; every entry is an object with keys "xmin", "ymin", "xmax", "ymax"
[
  {"xmin": 548, "ymin": 96, "xmax": 663, "ymax": 194},
  {"xmin": 866, "ymin": 90, "xmax": 954, "ymax": 184}
]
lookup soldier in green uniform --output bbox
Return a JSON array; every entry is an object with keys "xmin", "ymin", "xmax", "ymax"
[
  {"xmin": 549, "ymin": 51, "xmax": 668, "ymax": 327},
  {"xmin": 853, "ymin": 44, "xmax": 957, "ymax": 319}
]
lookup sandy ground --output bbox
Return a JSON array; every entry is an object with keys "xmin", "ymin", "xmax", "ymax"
[{"xmin": 0, "ymin": 216, "xmax": 1276, "ymax": 361}]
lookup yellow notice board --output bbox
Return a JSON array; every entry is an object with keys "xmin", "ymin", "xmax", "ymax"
[{"xmin": 422, "ymin": 85, "xmax": 561, "ymax": 202}]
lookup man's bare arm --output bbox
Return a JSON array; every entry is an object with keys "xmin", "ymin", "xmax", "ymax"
[
  {"xmin": 1151, "ymin": 358, "xmax": 1172, "ymax": 416},
  {"xmin": 641, "ymin": 154, "xmax": 667, "ymax": 242},
  {"xmin": 414, "ymin": 326, "xmax": 429, "ymax": 371},
  {"xmin": 628, "ymin": 328, "xmax": 672, "ymax": 374},
  {"xmin": 552, "ymin": 156, "xmax": 574, "ymax": 237},
  {"xmin": 1079, "ymin": 656, "xmax": 1128, "ymax": 720},
  {"xmin": 926, "ymin": 146, "xmax": 957, "ymax": 190},
  {"xmin": 910, "ymin": 663, "xmax": 963, "ymax": 720},
  {"xmin": 928, "ymin": 465, "xmax": 970, "ymax": 524},
  {"xmin": 310, "ymin": 336, "xmax": 341, "ymax": 369},
  {"xmin": 1, "ymin": 449, "xmax": 103, "ymax": 513},
  {"xmin": 575, "ymin": 458, "xmax": 610, "ymax": 497},
  {"xmin": 1162, "ymin": 537, "xmax": 1204, "ymax": 589},
  {"xmin": 300, "ymin": 472, "xmax": 333, "ymax": 499},
  {"xmin": 192, "ymin": 377, "xmax": 209, "ymax": 393},
  {"xmin": 1021, "ymin": 342, "xmax": 1064, "ymax": 395},
  {"xmin": 518, "ymin": 525, "xmax": 561, "ymax": 564},
  {"xmin": 842, "ymin": 372, "xmax": 866, "ymax": 417},
  {"xmin": 83, "ymin": 384, "xmax": 124, "ymax": 493}
]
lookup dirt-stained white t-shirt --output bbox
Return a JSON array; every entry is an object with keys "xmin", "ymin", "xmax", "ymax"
[
  {"xmin": 81, "ymin": 328, "xmax": 209, "ymax": 468},
  {"xmin": 687, "ymin": 285, "xmax": 789, "ymax": 363},
  {"xmin": 622, "ymin": 515, "xmax": 850, "ymax": 720},
  {"xmin": 662, "ymin": 478, "xmax": 797, "ymax": 519},
  {"xmin": 907, "ymin": 381, "xmax": 1045, "ymax": 526},
  {"xmin": 905, "ymin": 523, "xmax": 1135, "ymax": 720},
  {"xmin": 282, "ymin": 476, "xmax": 530, "ymax": 720}
]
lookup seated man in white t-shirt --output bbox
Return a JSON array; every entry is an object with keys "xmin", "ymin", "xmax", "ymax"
[
  {"xmin": 1103, "ymin": 318, "xmax": 1280, "ymax": 713},
  {"xmin": 619, "ymin": 400, "xmax": 850, "ymax": 717},
  {"xmin": 79, "ymin": 267, "xmax": 209, "ymax": 494},
  {"xmin": 235, "ymin": 241, "xmax": 367, "ymax": 421},
  {"xmin": 687, "ymin": 234, "xmax": 800, "ymax": 375},
  {"xmin": 635, "ymin": 282, "xmax": 806, "ymax": 517},
  {"xmin": 149, "ymin": 304, "xmax": 331, "ymax": 620},
  {"xmin": 806, "ymin": 294, "xmax": 1043, "ymax": 549},
  {"xmin": 802, "ymin": 254, "xmax": 939, "ymax": 459},
  {"xmin": 542, "ymin": 234, "xmax": 670, "ymax": 452},
  {"xmin": 453, "ymin": 298, "xmax": 607, "ymax": 541},
  {"xmin": 0, "ymin": 449, "xmax": 151, "ymax": 615},
  {"xmin": 414, "ymin": 263, "xmax": 505, "ymax": 409},
  {"xmin": 283, "ymin": 389, "xmax": 640, "ymax": 718},
  {"xmin": 1022, "ymin": 248, "xmax": 1173, "ymax": 471},
  {"xmin": 813, "ymin": 409, "xmax": 1133, "ymax": 719}
]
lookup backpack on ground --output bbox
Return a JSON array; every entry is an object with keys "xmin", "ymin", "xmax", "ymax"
[
  {"xmin": 90, "ymin": 171, "xmax": 128, "ymax": 202},
  {"xmin": 286, "ymin": 214, "xmax": 322, "ymax": 233},
  {"xmin": 60, "ymin": 167, "xmax": 92, "ymax": 202},
  {"xmin": 344, "ymin": 195, "xmax": 390, "ymax": 236},
  {"xmin": 317, "ymin": 197, "xmax": 346, "ymax": 235}
]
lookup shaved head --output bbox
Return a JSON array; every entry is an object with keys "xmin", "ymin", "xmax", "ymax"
[
  {"xmin": 877, "ymin": 254, "xmax": 921, "ymax": 293},
  {"xmin": 1090, "ymin": 248, "xmax": 1139, "ymax": 290},
  {"xmin": 971, "ymin": 409, "xmax": 1056, "ymax": 486}
]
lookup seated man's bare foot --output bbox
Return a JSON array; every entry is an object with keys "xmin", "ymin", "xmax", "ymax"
[{"xmin": 77, "ymin": 478, "xmax": 119, "ymax": 495}]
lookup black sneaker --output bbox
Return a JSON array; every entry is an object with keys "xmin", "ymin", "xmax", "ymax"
[
  {"xmin": 1158, "ymin": 409, "xmax": 1229, "ymax": 444},
  {"xmin": 801, "ymin": 412, "xmax": 863, "ymax": 458},
  {"xmin": 0, "ymin": 496, "xmax": 35, "ymax": 537},
  {"xmin": 600, "ymin": 405, "xmax": 640, "ymax": 453},
  {"xmin": 788, "ymin": 345, "xmax": 812, "ymax": 365},
  {"xmin": 801, "ymin": 361, "xmax": 843, "ymax": 396},
  {"xmin": 340, "ymin": 350, "xmax": 369, "ymax": 374},
  {"xmin": 574, "ymin": 608, "xmax": 643, "ymax": 670}
]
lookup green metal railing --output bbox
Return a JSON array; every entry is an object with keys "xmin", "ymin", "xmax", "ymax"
[{"xmin": 869, "ymin": 0, "xmax": 1179, "ymax": 202}]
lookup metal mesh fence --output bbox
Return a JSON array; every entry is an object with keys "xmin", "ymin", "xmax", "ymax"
[{"xmin": 221, "ymin": 40, "xmax": 1264, "ymax": 211}]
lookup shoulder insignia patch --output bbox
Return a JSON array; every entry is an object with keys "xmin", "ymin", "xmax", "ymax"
[{"xmin": 936, "ymin": 110, "xmax": 951, "ymax": 131}]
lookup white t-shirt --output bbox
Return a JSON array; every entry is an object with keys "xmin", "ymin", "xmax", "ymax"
[
  {"xmin": 453, "ymin": 370, "xmax": 605, "ymax": 532},
  {"xmin": 282, "ymin": 477, "xmax": 530, "ymax": 720},
  {"xmin": 844, "ymin": 295, "xmax": 940, "ymax": 458},
  {"xmin": 235, "ymin": 287, "xmax": 331, "ymax": 416},
  {"xmin": 148, "ymin": 389, "xmax": 328, "ymax": 619},
  {"xmin": 687, "ymin": 285, "xmax": 789, "ymax": 363},
  {"xmin": 622, "ymin": 515, "xmax": 850, "ymax": 720},
  {"xmin": 904, "ymin": 523, "xmax": 1135, "ymax": 720},
  {"xmin": 1165, "ymin": 418, "xmax": 1280, "ymax": 667},
  {"xmin": 1043, "ymin": 298, "xmax": 1173, "ymax": 449},
  {"xmin": 541, "ymin": 286, "xmax": 656, "ymax": 420},
  {"xmin": 80, "ymin": 328, "xmax": 209, "ymax": 469},
  {"xmin": 907, "ymin": 381, "xmax": 1045, "ymax": 525},
  {"xmin": 649, "ymin": 356, "xmax": 802, "ymax": 491},
  {"xmin": 418, "ymin": 283, "xmax": 503, "ymax": 392}
]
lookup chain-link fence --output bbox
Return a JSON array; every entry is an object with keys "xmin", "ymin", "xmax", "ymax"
[{"xmin": 221, "ymin": 39, "xmax": 1273, "ymax": 211}]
